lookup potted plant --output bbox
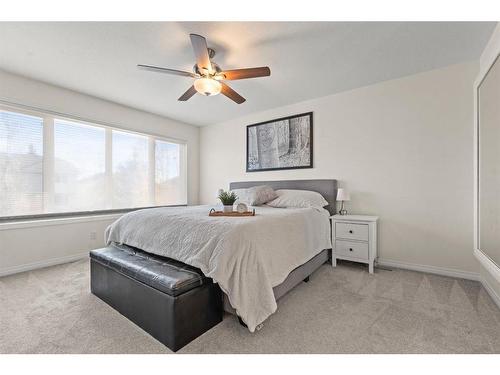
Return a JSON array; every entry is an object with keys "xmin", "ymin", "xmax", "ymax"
[{"xmin": 218, "ymin": 190, "xmax": 238, "ymax": 213}]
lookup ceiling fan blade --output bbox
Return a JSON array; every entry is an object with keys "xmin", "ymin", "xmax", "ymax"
[
  {"xmin": 220, "ymin": 82, "xmax": 246, "ymax": 104},
  {"xmin": 137, "ymin": 64, "xmax": 197, "ymax": 78},
  {"xmin": 190, "ymin": 34, "xmax": 213, "ymax": 74},
  {"xmin": 220, "ymin": 67, "xmax": 271, "ymax": 80},
  {"xmin": 178, "ymin": 85, "xmax": 197, "ymax": 101}
]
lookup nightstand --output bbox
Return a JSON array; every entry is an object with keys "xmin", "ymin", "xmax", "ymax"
[{"xmin": 331, "ymin": 214, "xmax": 379, "ymax": 273}]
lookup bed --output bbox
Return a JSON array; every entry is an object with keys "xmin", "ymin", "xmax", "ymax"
[{"xmin": 105, "ymin": 179, "xmax": 337, "ymax": 332}]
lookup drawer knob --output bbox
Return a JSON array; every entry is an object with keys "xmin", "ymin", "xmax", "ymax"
[
  {"xmin": 349, "ymin": 230, "xmax": 353, "ymax": 234},
  {"xmin": 349, "ymin": 248, "xmax": 353, "ymax": 251}
]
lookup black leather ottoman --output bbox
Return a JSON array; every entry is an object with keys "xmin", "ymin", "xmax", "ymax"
[{"xmin": 90, "ymin": 245, "xmax": 223, "ymax": 352}]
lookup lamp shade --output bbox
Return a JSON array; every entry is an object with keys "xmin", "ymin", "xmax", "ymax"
[
  {"xmin": 194, "ymin": 78, "xmax": 222, "ymax": 96},
  {"xmin": 336, "ymin": 188, "xmax": 350, "ymax": 201}
]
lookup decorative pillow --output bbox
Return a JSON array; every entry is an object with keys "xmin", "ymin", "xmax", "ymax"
[
  {"xmin": 231, "ymin": 185, "xmax": 278, "ymax": 206},
  {"xmin": 266, "ymin": 189, "xmax": 329, "ymax": 209}
]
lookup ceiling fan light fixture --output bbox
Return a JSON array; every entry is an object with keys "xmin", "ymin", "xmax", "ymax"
[
  {"xmin": 194, "ymin": 77, "xmax": 221, "ymax": 96},
  {"xmin": 138, "ymin": 34, "xmax": 270, "ymax": 103}
]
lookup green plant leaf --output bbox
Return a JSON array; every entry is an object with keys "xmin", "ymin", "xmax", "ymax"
[{"xmin": 218, "ymin": 190, "xmax": 238, "ymax": 205}]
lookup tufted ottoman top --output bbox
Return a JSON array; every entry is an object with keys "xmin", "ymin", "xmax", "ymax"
[{"xmin": 90, "ymin": 244, "xmax": 208, "ymax": 296}]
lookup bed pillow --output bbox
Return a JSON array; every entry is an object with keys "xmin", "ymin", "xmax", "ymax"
[
  {"xmin": 231, "ymin": 185, "xmax": 278, "ymax": 206},
  {"xmin": 266, "ymin": 189, "xmax": 329, "ymax": 210}
]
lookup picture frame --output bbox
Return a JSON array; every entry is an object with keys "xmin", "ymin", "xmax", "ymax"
[{"xmin": 246, "ymin": 112, "xmax": 313, "ymax": 172}]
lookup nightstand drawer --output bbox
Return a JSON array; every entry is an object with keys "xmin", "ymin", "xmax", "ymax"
[
  {"xmin": 335, "ymin": 222, "xmax": 369, "ymax": 241},
  {"xmin": 335, "ymin": 240, "xmax": 369, "ymax": 259}
]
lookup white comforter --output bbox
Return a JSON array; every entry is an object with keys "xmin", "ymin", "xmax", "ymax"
[{"xmin": 105, "ymin": 205, "xmax": 331, "ymax": 332}]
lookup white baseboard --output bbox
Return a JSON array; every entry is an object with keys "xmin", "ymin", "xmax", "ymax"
[
  {"xmin": 0, "ymin": 252, "xmax": 88, "ymax": 277},
  {"xmin": 377, "ymin": 258, "xmax": 479, "ymax": 281},
  {"xmin": 474, "ymin": 248, "xmax": 500, "ymax": 283},
  {"xmin": 480, "ymin": 274, "xmax": 500, "ymax": 310}
]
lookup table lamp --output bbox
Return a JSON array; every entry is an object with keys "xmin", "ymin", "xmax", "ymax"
[{"xmin": 336, "ymin": 188, "xmax": 350, "ymax": 215}]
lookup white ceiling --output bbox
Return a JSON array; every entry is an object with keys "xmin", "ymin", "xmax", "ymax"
[{"xmin": 0, "ymin": 22, "xmax": 496, "ymax": 126}]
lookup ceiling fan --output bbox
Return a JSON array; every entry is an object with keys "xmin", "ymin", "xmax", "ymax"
[{"xmin": 137, "ymin": 34, "xmax": 271, "ymax": 104}]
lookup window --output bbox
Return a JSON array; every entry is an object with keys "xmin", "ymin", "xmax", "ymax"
[
  {"xmin": 155, "ymin": 140, "xmax": 186, "ymax": 206},
  {"xmin": 0, "ymin": 110, "xmax": 44, "ymax": 217},
  {"xmin": 112, "ymin": 130, "xmax": 149, "ymax": 209},
  {"xmin": 53, "ymin": 120, "xmax": 106, "ymax": 213},
  {"xmin": 0, "ymin": 105, "xmax": 187, "ymax": 219}
]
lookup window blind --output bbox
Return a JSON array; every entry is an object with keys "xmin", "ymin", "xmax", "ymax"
[
  {"xmin": 0, "ymin": 106, "xmax": 187, "ymax": 219},
  {"xmin": 0, "ymin": 110, "xmax": 44, "ymax": 217}
]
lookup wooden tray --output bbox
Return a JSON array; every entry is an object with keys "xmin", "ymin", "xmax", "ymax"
[{"xmin": 209, "ymin": 208, "xmax": 255, "ymax": 217}]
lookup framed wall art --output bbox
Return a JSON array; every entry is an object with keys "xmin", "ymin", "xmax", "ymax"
[{"xmin": 246, "ymin": 112, "xmax": 313, "ymax": 172}]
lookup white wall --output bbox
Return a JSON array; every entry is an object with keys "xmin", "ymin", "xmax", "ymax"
[
  {"xmin": 0, "ymin": 70, "xmax": 200, "ymax": 276},
  {"xmin": 0, "ymin": 218, "xmax": 117, "ymax": 276},
  {"xmin": 475, "ymin": 23, "xmax": 500, "ymax": 306},
  {"xmin": 200, "ymin": 61, "xmax": 478, "ymax": 276}
]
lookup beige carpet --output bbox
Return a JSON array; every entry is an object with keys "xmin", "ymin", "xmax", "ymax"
[{"xmin": 1, "ymin": 258, "xmax": 499, "ymax": 354}]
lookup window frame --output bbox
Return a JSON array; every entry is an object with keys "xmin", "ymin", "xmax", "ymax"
[{"xmin": 0, "ymin": 101, "xmax": 188, "ymax": 222}]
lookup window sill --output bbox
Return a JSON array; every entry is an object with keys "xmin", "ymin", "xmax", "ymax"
[
  {"xmin": 0, "ymin": 213, "xmax": 123, "ymax": 230},
  {"xmin": 0, "ymin": 205, "xmax": 187, "ymax": 231}
]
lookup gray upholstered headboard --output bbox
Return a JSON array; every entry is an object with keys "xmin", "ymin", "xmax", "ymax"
[{"xmin": 229, "ymin": 179, "xmax": 338, "ymax": 215}]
